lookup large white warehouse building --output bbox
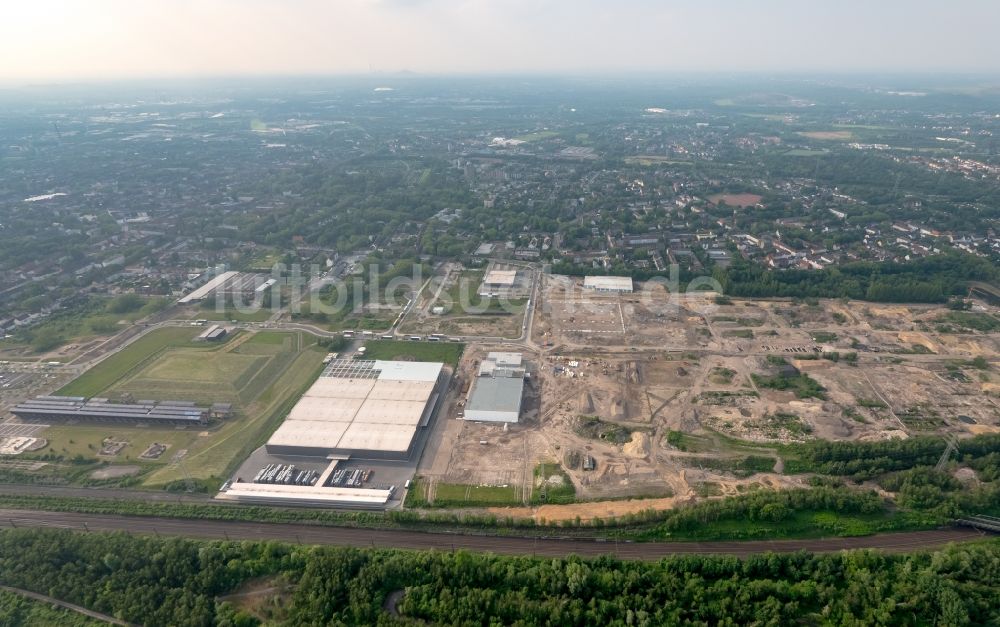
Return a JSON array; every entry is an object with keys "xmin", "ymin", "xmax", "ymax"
[
  {"xmin": 583, "ymin": 275, "xmax": 633, "ymax": 293},
  {"xmin": 266, "ymin": 359, "xmax": 446, "ymax": 460}
]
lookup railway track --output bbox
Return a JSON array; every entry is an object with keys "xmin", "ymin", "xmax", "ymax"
[{"xmin": 0, "ymin": 508, "xmax": 987, "ymax": 560}]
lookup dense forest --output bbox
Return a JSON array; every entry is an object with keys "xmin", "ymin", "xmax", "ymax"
[
  {"xmin": 550, "ymin": 251, "xmax": 1000, "ymax": 302},
  {"xmin": 0, "ymin": 528, "xmax": 997, "ymax": 626},
  {"xmin": 719, "ymin": 254, "xmax": 1000, "ymax": 303},
  {"xmin": 0, "ymin": 588, "xmax": 103, "ymax": 626}
]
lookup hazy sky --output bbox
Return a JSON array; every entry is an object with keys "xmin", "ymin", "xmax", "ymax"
[{"xmin": 3, "ymin": 0, "xmax": 999, "ymax": 82}]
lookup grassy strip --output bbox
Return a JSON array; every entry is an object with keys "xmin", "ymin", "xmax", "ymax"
[
  {"xmin": 631, "ymin": 509, "xmax": 942, "ymax": 542},
  {"xmin": 434, "ymin": 483, "xmax": 522, "ymax": 508},
  {"xmin": 683, "ymin": 455, "xmax": 776, "ymax": 478},
  {"xmin": 404, "ymin": 477, "xmax": 522, "ymax": 508},
  {"xmin": 403, "ymin": 477, "xmax": 431, "ymax": 508},
  {"xmin": 0, "ymin": 493, "xmax": 393, "ymax": 528},
  {"xmin": 360, "ymin": 340, "xmax": 464, "ymax": 367}
]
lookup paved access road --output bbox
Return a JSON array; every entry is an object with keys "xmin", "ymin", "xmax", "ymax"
[{"xmin": 0, "ymin": 508, "xmax": 986, "ymax": 560}]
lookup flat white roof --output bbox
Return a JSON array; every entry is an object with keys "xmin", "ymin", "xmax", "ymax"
[
  {"xmin": 337, "ymin": 422, "xmax": 417, "ymax": 453},
  {"xmin": 483, "ymin": 269, "xmax": 518, "ymax": 286},
  {"xmin": 285, "ymin": 396, "xmax": 364, "ymax": 423},
  {"xmin": 486, "ymin": 352, "xmax": 522, "ymax": 367},
  {"xmin": 353, "ymin": 399, "xmax": 427, "ymax": 425},
  {"xmin": 255, "ymin": 278, "xmax": 277, "ymax": 293},
  {"xmin": 267, "ymin": 359, "xmax": 443, "ymax": 455},
  {"xmin": 373, "ymin": 360, "xmax": 443, "ymax": 382},
  {"xmin": 267, "ymin": 420, "xmax": 351, "ymax": 449},
  {"xmin": 223, "ymin": 482, "xmax": 391, "ymax": 506},
  {"xmin": 178, "ymin": 271, "xmax": 240, "ymax": 303},
  {"xmin": 307, "ymin": 378, "xmax": 377, "ymax": 398},
  {"xmin": 583, "ymin": 275, "xmax": 634, "ymax": 292},
  {"xmin": 367, "ymin": 379, "xmax": 437, "ymax": 401}
]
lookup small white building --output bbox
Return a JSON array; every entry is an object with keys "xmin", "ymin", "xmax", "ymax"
[
  {"xmin": 483, "ymin": 269, "xmax": 517, "ymax": 286},
  {"xmin": 478, "ymin": 269, "xmax": 519, "ymax": 297}
]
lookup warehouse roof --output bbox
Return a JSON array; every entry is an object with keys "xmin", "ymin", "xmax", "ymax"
[
  {"xmin": 266, "ymin": 359, "xmax": 444, "ymax": 456},
  {"xmin": 372, "ymin": 360, "xmax": 443, "ymax": 382},
  {"xmin": 222, "ymin": 482, "xmax": 392, "ymax": 507},
  {"xmin": 267, "ymin": 420, "xmax": 351, "ymax": 449},
  {"xmin": 482, "ymin": 269, "xmax": 518, "ymax": 286},
  {"xmin": 478, "ymin": 352, "xmax": 525, "ymax": 377},
  {"xmin": 583, "ymin": 275, "xmax": 634, "ymax": 292},
  {"xmin": 12, "ymin": 395, "xmax": 208, "ymax": 423},
  {"xmin": 178, "ymin": 271, "xmax": 240, "ymax": 303},
  {"xmin": 466, "ymin": 376, "xmax": 524, "ymax": 415}
]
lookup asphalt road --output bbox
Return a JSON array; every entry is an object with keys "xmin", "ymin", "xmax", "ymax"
[{"xmin": 0, "ymin": 508, "xmax": 986, "ymax": 560}]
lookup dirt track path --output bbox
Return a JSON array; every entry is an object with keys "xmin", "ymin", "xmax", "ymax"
[{"xmin": 1, "ymin": 584, "xmax": 131, "ymax": 625}]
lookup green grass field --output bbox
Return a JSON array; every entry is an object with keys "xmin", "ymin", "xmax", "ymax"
[
  {"xmin": 436, "ymin": 270, "xmax": 526, "ymax": 316},
  {"xmin": 38, "ymin": 328, "xmax": 326, "ymax": 489},
  {"xmin": 442, "ymin": 270, "xmax": 484, "ymax": 314},
  {"xmin": 361, "ymin": 340, "xmax": 464, "ymax": 367},
  {"xmin": 144, "ymin": 343, "xmax": 324, "ymax": 487},
  {"xmin": 58, "ymin": 327, "xmax": 217, "ymax": 397},
  {"xmin": 433, "ymin": 483, "xmax": 522, "ymax": 507},
  {"xmin": 531, "ymin": 462, "xmax": 576, "ymax": 505},
  {"xmin": 39, "ymin": 424, "xmax": 203, "ymax": 464},
  {"xmin": 404, "ymin": 477, "xmax": 522, "ymax": 508}
]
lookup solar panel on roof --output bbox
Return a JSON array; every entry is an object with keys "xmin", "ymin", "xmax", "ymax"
[{"xmin": 12, "ymin": 395, "xmax": 211, "ymax": 424}]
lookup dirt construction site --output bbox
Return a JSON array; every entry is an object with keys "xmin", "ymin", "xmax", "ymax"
[
  {"xmin": 414, "ymin": 274, "xmax": 1000, "ymax": 520},
  {"xmin": 397, "ymin": 262, "xmax": 532, "ymax": 339}
]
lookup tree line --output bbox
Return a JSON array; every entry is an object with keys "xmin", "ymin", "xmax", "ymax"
[
  {"xmin": 0, "ymin": 528, "xmax": 998, "ymax": 626},
  {"xmin": 720, "ymin": 253, "xmax": 998, "ymax": 303}
]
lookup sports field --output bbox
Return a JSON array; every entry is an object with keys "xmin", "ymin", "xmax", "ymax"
[{"xmin": 45, "ymin": 328, "xmax": 326, "ymax": 489}]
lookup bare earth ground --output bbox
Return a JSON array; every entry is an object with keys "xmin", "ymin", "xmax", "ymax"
[{"xmin": 415, "ymin": 274, "xmax": 1000, "ymax": 516}]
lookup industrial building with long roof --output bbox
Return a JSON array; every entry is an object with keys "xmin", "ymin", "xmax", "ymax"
[
  {"xmin": 265, "ymin": 358, "xmax": 447, "ymax": 460},
  {"xmin": 11, "ymin": 395, "xmax": 221, "ymax": 425},
  {"xmin": 583, "ymin": 275, "xmax": 633, "ymax": 293}
]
